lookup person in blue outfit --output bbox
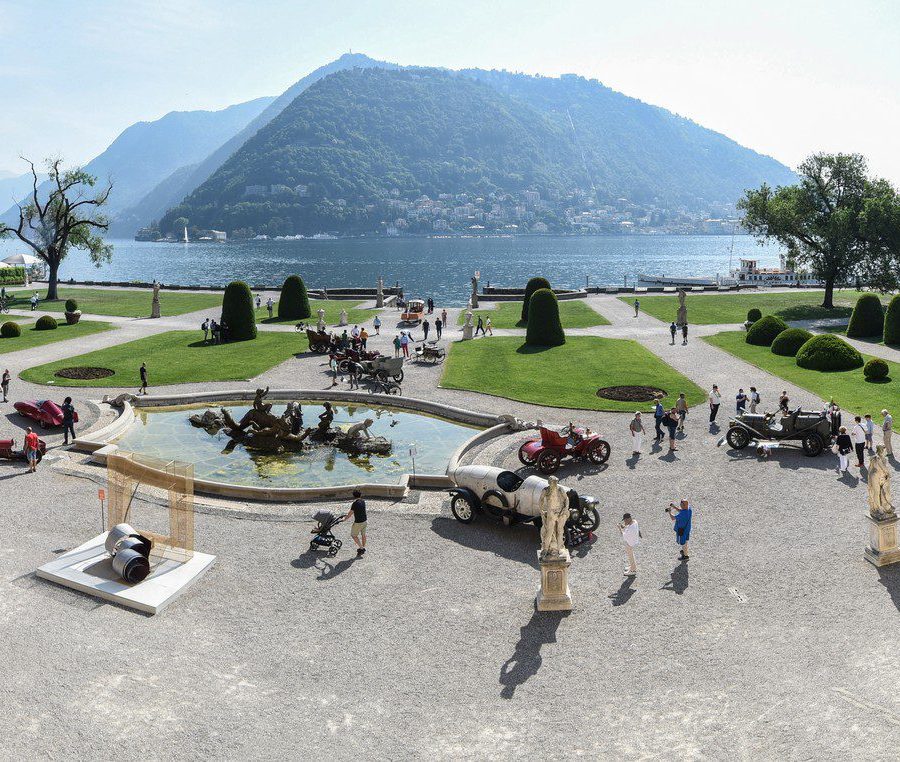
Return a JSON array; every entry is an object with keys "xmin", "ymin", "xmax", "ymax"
[
  {"xmin": 653, "ymin": 396, "xmax": 665, "ymax": 442},
  {"xmin": 668, "ymin": 499, "xmax": 692, "ymax": 560}
]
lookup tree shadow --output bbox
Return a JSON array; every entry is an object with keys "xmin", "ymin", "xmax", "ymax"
[
  {"xmin": 864, "ymin": 376, "xmax": 892, "ymax": 384},
  {"xmin": 661, "ymin": 560, "xmax": 689, "ymax": 594},
  {"xmin": 877, "ymin": 566, "xmax": 900, "ymax": 613},
  {"xmin": 608, "ymin": 576, "xmax": 637, "ymax": 606},
  {"xmin": 514, "ymin": 343, "xmax": 556, "ymax": 355},
  {"xmin": 431, "ymin": 515, "xmax": 539, "ymax": 568},
  {"xmin": 776, "ymin": 305, "xmax": 852, "ymax": 321},
  {"xmin": 498, "ymin": 608, "xmax": 569, "ymax": 699}
]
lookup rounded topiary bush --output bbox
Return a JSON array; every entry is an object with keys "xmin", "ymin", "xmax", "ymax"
[
  {"xmin": 65, "ymin": 298, "xmax": 78, "ymax": 313},
  {"xmin": 747, "ymin": 308, "xmax": 762, "ymax": 323},
  {"xmin": 521, "ymin": 277, "xmax": 552, "ymax": 323},
  {"xmin": 796, "ymin": 334, "xmax": 864, "ymax": 371},
  {"xmin": 846, "ymin": 293, "xmax": 885, "ymax": 338},
  {"xmin": 220, "ymin": 281, "xmax": 257, "ymax": 341},
  {"xmin": 525, "ymin": 288, "xmax": 565, "ymax": 347},
  {"xmin": 277, "ymin": 275, "xmax": 311, "ymax": 320},
  {"xmin": 35, "ymin": 315, "xmax": 58, "ymax": 331},
  {"xmin": 1, "ymin": 321, "xmax": 21, "ymax": 338},
  {"xmin": 863, "ymin": 358, "xmax": 889, "ymax": 381},
  {"xmin": 884, "ymin": 294, "xmax": 900, "ymax": 346},
  {"xmin": 771, "ymin": 327, "xmax": 813, "ymax": 357},
  {"xmin": 745, "ymin": 314, "xmax": 788, "ymax": 346}
]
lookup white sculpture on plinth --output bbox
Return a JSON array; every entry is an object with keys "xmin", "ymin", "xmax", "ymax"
[
  {"xmin": 676, "ymin": 288, "xmax": 687, "ymax": 326},
  {"xmin": 150, "ymin": 281, "xmax": 161, "ymax": 319},
  {"xmin": 462, "ymin": 310, "xmax": 474, "ymax": 340},
  {"xmin": 539, "ymin": 475, "xmax": 569, "ymax": 561},
  {"xmin": 470, "ymin": 275, "xmax": 479, "ymax": 309},
  {"xmin": 868, "ymin": 445, "xmax": 894, "ymax": 521},
  {"xmin": 376, "ymin": 276, "xmax": 384, "ymax": 308},
  {"xmin": 316, "ymin": 308, "xmax": 326, "ymax": 332},
  {"xmin": 338, "ymin": 308, "xmax": 348, "ymax": 326}
]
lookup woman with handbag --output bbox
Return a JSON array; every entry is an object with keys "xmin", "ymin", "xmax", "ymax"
[{"xmin": 835, "ymin": 426, "xmax": 853, "ymax": 474}]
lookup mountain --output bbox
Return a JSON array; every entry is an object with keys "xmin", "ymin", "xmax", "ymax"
[
  {"xmin": 115, "ymin": 53, "xmax": 392, "ymax": 234},
  {"xmin": 0, "ymin": 172, "xmax": 39, "ymax": 211},
  {"xmin": 2, "ymin": 96, "xmax": 275, "ymax": 229}
]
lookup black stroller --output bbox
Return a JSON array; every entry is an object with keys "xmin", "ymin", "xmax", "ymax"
[{"xmin": 309, "ymin": 510, "xmax": 344, "ymax": 557}]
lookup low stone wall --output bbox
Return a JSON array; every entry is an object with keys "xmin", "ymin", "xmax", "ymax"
[{"xmin": 480, "ymin": 288, "xmax": 587, "ymax": 302}]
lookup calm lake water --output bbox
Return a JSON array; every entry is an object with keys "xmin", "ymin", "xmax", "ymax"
[{"xmin": 0, "ymin": 234, "xmax": 782, "ymax": 306}]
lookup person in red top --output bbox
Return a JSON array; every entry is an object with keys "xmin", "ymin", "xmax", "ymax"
[{"xmin": 24, "ymin": 426, "xmax": 40, "ymax": 473}]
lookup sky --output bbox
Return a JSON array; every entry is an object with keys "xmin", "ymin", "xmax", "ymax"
[{"xmin": 1, "ymin": 0, "xmax": 898, "ymax": 183}]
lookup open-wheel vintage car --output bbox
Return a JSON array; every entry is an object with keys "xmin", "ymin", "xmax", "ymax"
[
  {"xmin": 400, "ymin": 298, "xmax": 426, "ymax": 325},
  {"xmin": 360, "ymin": 356, "xmax": 404, "ymax": 383},
  {"xmin": 447, "ymin": 464, "xmax": 600, "ymax": 532},
  {"xmin": 413, "ymin": 340, "xmax": 445, "ymax": 364},
  {"xmin": 13, "ymin": 399, "xmax": 78, "ymax": 429},
  {"xmin": 0, "ymin": 436, "xmax": 46, "ymax": 462},
  {"xmin": 518, "ymin": 424, "xmax": 611, "ymax": 474},
  {"xmin": 725, "ymin": 408, "xmax": 832, "ymax": 456},
  {"xmin": 330, "ymin": 346, "xmax": 381, "ymax": 373},
  {"xmin": 305, "ymin": 328, "xmax": 332, "ymax": 353}
]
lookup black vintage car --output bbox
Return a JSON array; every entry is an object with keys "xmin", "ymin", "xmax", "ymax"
[{"xmin": 726, "ymin": 409, "xmax": 832, "ymax": 456}]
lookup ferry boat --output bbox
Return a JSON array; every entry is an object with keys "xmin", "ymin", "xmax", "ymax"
[{"xmin": 638, "ymin": 255, "xmax": 821, "ymax": 288}]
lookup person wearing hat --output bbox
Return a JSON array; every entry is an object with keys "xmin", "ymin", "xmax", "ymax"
[{"xmin": 618, "ymin": 513, "xmax": 641, "ymax": 576}]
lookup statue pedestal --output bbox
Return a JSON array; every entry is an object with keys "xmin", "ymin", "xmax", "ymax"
[
  {"xmin": 462, "ymin": 324, "xmax": 473, "ymax": 340},
  {"xmin": 864, "ymin": 514, "xmax": 900, "ymax": 567},
  {"xmin": 150, "ymin": 302, "xmax": 160, "ymax": 319},
  {"xmin": 536, "ymin": 550, "xmax": 572, "ymax": 611}
]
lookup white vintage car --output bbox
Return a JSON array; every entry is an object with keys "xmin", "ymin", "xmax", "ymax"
[{"xmin": 446, "ymin": 464, "xmax": 600, "ymax": 531}]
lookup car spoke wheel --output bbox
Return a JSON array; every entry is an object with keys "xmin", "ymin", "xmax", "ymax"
[
  {"xmin": 802, "ymin": 434, "xmax": 824, "ymax": 456},
  {"xmin": 577, "ymin": 506, "xmax": 600, "ymax": 532},
  {"xmin": 393, "ymin": 370, "xmax": 404, "ymax": 382},
  {"xmin": 450, "ymin": 494, "xmax": 475, "ymax": 523},
  {"xmin": 587, "ymin": 439, "xmax": 611, "ymax": 464},
  {"xmin": 726, "ymin": 427, "xmax": 750, "ymax": 450},
  {"xmin": 518, "ymin": 443, "xmax": 538, "ymax": 466},
  {"xmin": 537, "ymin": 450, "xmax": 561, "ymax": 474}
]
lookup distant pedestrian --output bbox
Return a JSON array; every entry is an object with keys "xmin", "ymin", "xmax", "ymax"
[
  {"xmin": 373, "ymin": 316, "xmax": 381, "ymax": 335},
  {"xmin": 485, "ymin": 316, "xmax": 492, "ymax": 336},
  {"xmin": 359, "ymin": 328, "xmax": 368, "ymax": 350},
  {"xmin": 663, "ymin": 408, "xmax": 679, "ymax": 451},
  {"xmin": 475, "ymin": 315, "xmax": 485, "ymax": 337},
  {"xmin": 266, "ymin": 297, "xmax": 274, "ymax": 319},
  {"xmin": 669, "ymin": 322, "xmax": 677, "ymax": 345},
  {"xmin": 629, "ymin": 412, "xmax": 643, "ymax": 454},
  {"xmin": 675, "ymin": 393, "xmax": 688, "ymax": 432},
  {"xmin": 851, "ymin": 416, "xmax": 867, "ymax": 468},
  {"xmin": 1, "ymin": 368, "xmax": 9, "ymax": 402},
  {"xmin": 24, "ymin": 427, "xmax": 40, "ymax": 473},
  {"xmin": 139, "ymin": 362, "xmax": 148, "ymax": 395},
  {"xmin": 201, "ymin": 318, "xmax": 210, "ymax": 343},
  {"xmin": 441, "ymin": 308, "xmax": 447, "ymax": 327},
  {"xmin": 681, "ymin": 323, "xmax": 688, "ymax": 345},
  {"xmin": 61, "ymin": 396, "xmax": 76, "ymax": 445},
  {"xmin": 435, "ymin": 317, "xmax": 443, "ymax": 340},
  {"xmin": 344, "ymin": 490, "xmax": 367, "ymax": 556},
  {"xmin": 653, "ymin": 396, "xmax": 665, "ymax": 441},
  {"xmin": 330, "ymin": 355, "xmax": 340, "ymax": 387},
  {"xmin": 393, "ymin": 334, "xmax": 401, "ymax": 358},
  {"xmin": 30, "ymin": 293, "xmax": 38, "ymax": 311},
  {"xmin": 400, "ymin": 332, "xmax": 410, "ymax": 358},
  {"xmin": 422, "ymin": 319, "xmax": 430, "ymax": 341},
  {"xmin": 708, "ymin": 385, "xmax": 721, "ymax": 423},
  {"xmin": 255, "ymin": 294, "xmax": 261, "ymax": 309},
  {"xmin": 736, "ymin": 388, "xmax": 747, "ymax": 414},
  {"xmin": 835, "ymin": 426, "xmax": 852, "ymax": 473},
  {"xmin": 779, "ymin": 391, "xmax": 790, "ymax": 414},
  {"xmin": 882, "ymin": 409, "xmax": 893, "ymax": 456},
  {"xmin": 864, "ymin": 414, "xmax": 875, "ymax": 450},
  {"xmin": 633, "ymin": 299, "xmax": 640, "ymax": 317},
  {"xmin": 619, "ymin": 513, "xmax": 641, "ymax": 576},
  {"xmin": 749, "ymin": 386, "xmax": 760, "ymax": 413},
  {"xmin": 348, "ymin": 361, "xmax": 362, "ymax": 390},
  {"xmin": 668, "ymin": 499, "xmax": 692, "ymax": 560}
]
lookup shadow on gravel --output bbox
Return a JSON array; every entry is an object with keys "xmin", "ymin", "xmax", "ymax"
[
  {"xmin": 499, "ymin": 608, "xmax": 569, "ymax": 699},
  {"xmin": 431, "ymin": 515, "xmax": 538, "ymax": 568},
  {"xmin": 661, "ymin": 560, "xmax": 689, "ymax": 595},
  {"xmin": 608, "ymin": 576, "xmax": 637, "ymax": 606},
  {"xmin": 877, "ymin": 567, "xmax": 900, "ymax": 612}
]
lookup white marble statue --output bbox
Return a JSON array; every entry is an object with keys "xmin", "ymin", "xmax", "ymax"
[
  {"xmin": 868, "ymin": 445, "xmax": 894, "ymax": 521},
  {"xmin": 539, "ymin": 475, "xmax": 569, "ymax": 560},
  {"xmin": 338, "ymin": 308, "xmax": 348, "ymax": 326},
  {"xmin": 676, "ymin": 288, "xmax": 687, "ymax": 326},
  {"xmin": 150, "ymin": 281, "xmax": 161, "ymax": 319},
  {"xmin": 470, "ymin": 275, "xmax": 479, "ymax": 308},
  {"xmin": 316, "ymin": 308, "xmax": 326, "ymax": 332}
]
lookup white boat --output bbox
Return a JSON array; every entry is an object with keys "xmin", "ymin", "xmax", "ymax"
[{"xmin": 728, "ymin": 256, "xmax": 821, "ymax": 287}]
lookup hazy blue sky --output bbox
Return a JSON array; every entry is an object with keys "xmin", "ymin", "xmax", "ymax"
[{"xmin": 1, "ymin": 0, "xmax": 898, "ymax": 183}]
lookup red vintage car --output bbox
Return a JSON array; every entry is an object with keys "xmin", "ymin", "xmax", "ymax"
[
  {"xmin": 518, "ymin": 424, "xmax": 611, "ymax": 474},
  {"xmin": 0, "ymin": 437, "xmax": 46, "ymax": 462},
  {"xmin": 13, "ymin": 399, "xmax": 78, "ymax": 429}
]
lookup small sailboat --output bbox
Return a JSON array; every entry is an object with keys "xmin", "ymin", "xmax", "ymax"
[{"xmin": 182, "ymin": 226, "xmax": 189, "ymax": 244}]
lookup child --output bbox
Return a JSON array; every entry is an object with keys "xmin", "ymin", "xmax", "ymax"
[{"xmin": 864, "ymin": 414, "xmax": 875, "ymax": 450}]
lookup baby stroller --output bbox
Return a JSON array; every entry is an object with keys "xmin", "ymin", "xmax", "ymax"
[{"xmin": 309, "ymin": 510, "xmax": 344, "ymax": 556}]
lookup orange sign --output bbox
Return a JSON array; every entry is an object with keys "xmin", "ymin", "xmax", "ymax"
[{"xmin": 98, "ymin": 488, "xmax": 106, "ymax": 501}]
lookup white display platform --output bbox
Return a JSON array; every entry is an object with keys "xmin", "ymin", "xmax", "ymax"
[{"xmin": 36, "ymin": 533, "xmax": 216, "ymax": 615}]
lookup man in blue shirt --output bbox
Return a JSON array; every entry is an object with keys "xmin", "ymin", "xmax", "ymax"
[{"xmin": 668, "ymin": 499, "xmax": 693, "ymax": 560}]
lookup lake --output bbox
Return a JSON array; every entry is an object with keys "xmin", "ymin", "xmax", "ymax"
[{"xmin": 0, "ymin": 234, "xmax": 782, "ymax": 306}]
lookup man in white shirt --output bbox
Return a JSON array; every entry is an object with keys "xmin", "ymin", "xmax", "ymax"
[
  {"xmin": 619, "ymin": 513, "xmax": 641, "ymax": 576},
  {"xmin": 708, "ymin": 385, "xmax": 722, "ymax": 424},
  {"xmin": 850, "ymin": 416, "xmax": 867, "ymax": 468},
  {"xmin": 882, "ymin": 409, "xmax": 893, "ymax": 457}
]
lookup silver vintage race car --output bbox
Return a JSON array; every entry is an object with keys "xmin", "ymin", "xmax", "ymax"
[{"xmin": 446, "ymin": 465, "xmax": 600, "ymax": 532}]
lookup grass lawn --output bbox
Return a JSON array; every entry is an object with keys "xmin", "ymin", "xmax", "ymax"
[
  {"xmin": 703, "ymin": 330, "xmax": 898, "ymax": 415},
  {"xmin": 21, "ymin": 330, "xmax": 303, "ymax": 387},
  {"xmin": 458, "ymin": 300, "xmax": 609, "ymax": 328},
  {"xmin": 10, "ymin": 287, "xmax": 223, "ymax": 318},
  {"xmin": 441, "ymin": 335, "xmax": 705, "ymax": 412},
  {"xmin": 820, "ymin": 323, "xmax": 889, "ymax": 346},
  {"xmin": 624, "ymin": 290, "xmax": 890, "ymax": 325},
  {"xmin": 0, "ymin": 319, "xmax": 114, "ymax": 355},
  {"xmin": 254, "ymin": 299, "xmax": 368, "ymax": 326}
]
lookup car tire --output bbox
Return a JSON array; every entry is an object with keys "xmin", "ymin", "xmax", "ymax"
[
  {"xmin": 393, "ymin": 370, "xmax": 404, "ymax": 382},
  {"xmin": 578, "ymin": 506, "xmax": 600, "ymax": 533},
  {"xmin": 802, "ymin": 434, "xmax": 824, "ymax": 456},
  {"xmin": 518, "ymin": 443, "xmax": 538, "ymax": 466},
  {"xmin": 587, "ymin": 439, "xmax": 611, "ymax": 464},
  {"xmin": 537, "ymin": 450, "xmax": 561, "ymax": 474},
  {"xmin": 726, "ymin": 427, "xmax": 750, "ymax": 449},
  {"xmin": 450, "ymin": 494, "xmax": 476, "ymax": 523}
]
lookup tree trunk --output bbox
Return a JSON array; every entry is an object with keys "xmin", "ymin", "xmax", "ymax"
[
  {"xmin": 821, "ymin": 278, "xmax": 834, "ymax": 309},
  {"xmin": 46, "ymin": 262, "xmax": 59, "ymax": 301}
]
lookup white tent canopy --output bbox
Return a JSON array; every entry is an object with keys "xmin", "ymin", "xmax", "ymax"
[{"xmin": 2, "ymin": 252, "xmax": 41, "ymax": 266}]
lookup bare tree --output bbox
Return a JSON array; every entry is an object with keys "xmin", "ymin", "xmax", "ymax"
[{"xmin": 0, "ymin": 158, "xmax": 112, "ymax": 300}]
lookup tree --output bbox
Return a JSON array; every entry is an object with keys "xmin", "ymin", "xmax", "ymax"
[
  {"xmin": 277, "ymin": 275, "xmax": 311, "ymax": 320},
  {"xmin": 0, "ymin": 158, "xmax": 112, "ymax": 301},
  {"xmin": 521, "ymin": 277, "xmax": 551, "ymax": 323},
  {"xmin": 738, "ymin": 153, "xmax": 888, "ymax": 308},
  {"xmin": 858, "ymin": 179, "xmax": 900, "ymax": 292},
  {"xmin": 525, "ymin": 288, "xmax": 565, "ymax": 347},
  {"xmin": 221, "ymin": 281, "xmax": 257, "ymax": 340}
]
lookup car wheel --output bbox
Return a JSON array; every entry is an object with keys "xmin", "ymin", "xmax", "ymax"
[
  {"xmin": 537, "ymin": 450, "xmax": 561, "ymax": 474},
  {"xmin": 337, "ymin": 360, "xmax": 351, "ymax": 373},
  {"xmin": 578, "ymin": 507, "xmax": 600, "ymax": 533},
  {"xmin": 726, "ymin": 427, "xmax": 750, "ymax": 449},
  {"xmin": 802, "ymin": 434, "xmax": 824, "ymax": 456},
  {"xmin": 393, "ymin": 370, "xmax": 404, "ymax": 382},
  {"xmin": 518, "ymin": 443, "xmax": 538, "ymax": 466},
  {"xmin": 450, "ymin": 494, "xmax": 476, "ymax": 523},
  {"xmin": 587, "ymin": 439, "xmax": 611, "ymax": 464}
]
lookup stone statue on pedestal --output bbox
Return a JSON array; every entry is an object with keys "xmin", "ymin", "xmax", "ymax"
[
  {"xmin": 150, "ymin": 281, "xmax": 161, "ymax": 318},
  {"xmin": 470, "ymin": 275, "xmax": 479, "ymax": 309},
  {"xmin": 539, "ymin": 475, "xmax": 569, "ymax": 561},
  {"xmin": 338, "ymin": 308, "xmax": 348, "ymax": 326},
  {"xmin": 316, "ymin": 308, "xmax": 326, "ymax": 332},
  {"xmin": 676, "ymin": 288, "xmax": 687, "ymax": 326},
  {"xmin": 462, "ymin": 310, "xmax": 474, "ymax": 340},
  {"xmin": 376, "ymin": 276, "xmax": 384, "ymax": 308},
  {"xmin": 868, "ymin": 445, "xmax": 894, "ymax": 521}
]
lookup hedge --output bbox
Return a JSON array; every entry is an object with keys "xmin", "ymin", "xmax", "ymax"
[
  {"xmin": 35, "ymin": 315, "xmax": 58, "ymax": 331},
  {"xmin": 65, "ymin": 299, "xmax": 78, "ymax": 313},
  {"xmin": 796, "ymin": 334, "xmax": 864, "ymax": 371},
  {"xmin": 884, "ymin": 294, "xmax": 900, "ymax": 346},
  {"xmin": 525, "ymin": 288, "xmax": 565, "ymax": 347},
  {"xmin": 277, "ymin": 275, "xmax": 311, "ymax": 320},
  {"xmin": 0, "ymin": 266, "xmax": 26, "ymax": 285},
  {"xmin": 770, "ymin": 327, "xmax": 813, "ymax": 357},
  {"xmin": 745, "ymin": 315, "xmax": 789, "ymax": 346},
  {"xmin": 846, "ymin": 293, "xmax": 884, "ymax": 338},
  {"xmin": 747, "ymin": 308, "xmax": 762, "ymax": 323},
  {"xmin": 863, "ymin": 358, "xmax": 889, "ymax": 381},
  {"xmin": 521, "ymin": 277, "xmax": 552, "ymax": 323},
  {"xmin": 0, "ymin": 321, "xmax": 21, "ymax": 338},
  {"xmin": 220, "ymin": 281, "xmax": 257, "ymax": 340}
]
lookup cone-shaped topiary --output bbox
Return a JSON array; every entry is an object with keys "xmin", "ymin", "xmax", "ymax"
[
  {"xmin": 796, "ymin": 334, "xmax": 864, "ymax": 371},
  {"xmin": 277, "ymin": 275, "xmax": 311, "ymax": 320},
  {"xmin": 65, "ymin": 299, "xmax": 78, "ymax": 313},
  {"xmin": 745, "ymin": 314, "xmax": 788, "ymax": 346},
  {"xmin": 863, "ymin": 358, "xmax": 889, "ymax": 381},
  {"xmin": 1, "ymin": 321, "xmax": 21, "ymax": 338},
  {"xmin": 525, "ymin": 288, "xmax": 565, "ymax": 347},
  {"xmin": 35, "ymin": 315, "xmax": 57, "ymax": 331},
  {"xmin": 521, "ymin": 277, "xmax": 552, "ymax": 323},
  {"xmin": 220, "ymin": 281, "xmax": 257, "ymax": 341},
  {"xmin": 884, "ymin": 294, "xmax": 900, "ymax": 346},
  {"xmin": 771, "ymin": 327, "xmax": 813, "ymax": 357},
  {"xmin": 747, "ymin": 308, "xmax": 762, "ymax": 323},
  {"xmin": 846, "ymin": 293, "xmax": 884, "ymax": 338}
]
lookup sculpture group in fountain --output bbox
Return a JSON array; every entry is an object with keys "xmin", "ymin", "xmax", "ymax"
[{"xmin": 868, "ymin": 445, "xmax": 894, "ymax": 521}]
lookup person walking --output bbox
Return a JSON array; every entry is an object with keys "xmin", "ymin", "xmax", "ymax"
[
  {"xmin": 30, "ymin": 292, "xmax": 38, "ymax": 311},
  {"xmin": 422, "ymin": 319, "xmax": 430, "ymax": 341},
  {"xmin": 851, "ymin": 416, "xmax": 867, "ymax": 468},
  {"xmin": 24, "ymin": 427, "xmax": 40, "ymax": 473},
  {"xmin": 400, "ymin": 332, "xmax": 410, "ymax": 358},
  {"xmin": 681, "ymin": 323, "xmax": 688, "ymax": 345},
  {"xmin": 329, "ymin": 355, "xmax": 340, "ymax": 387},
  {"xmin": 201, "ymin": 318, "xmax": 210, "ymax": 343},
  {"xmin": 393, "ymin": 334, "xmax": 401, "ymax": 358},
  {"xmin": 708, "ymin": 385, "xmax": 722, "ymax": 423},
  {"xmin": 347, "ymin": 360, "xmax": 362, "ymax": 390},
  {"xmin": 1, "ymin": 368, "xmax": 9, "ymax": 403},
  {"xmin": 864, "ymin": 414, "xmax": 875, "ymax": 451},
  {"xmin": 629, "ymin": 412, "xmax": 643, "ymax": 455},
  {"xmin": 663, "ymin": 408, "xmax": 679, "ymax": 452},
  {"xmin": 61, "ymin": 397, "xmax": 77, "ymax": 445},
  {"xmin": 618, "ymin": 513, "xmax": 641, "ymax": 576},
  {"xmin": 441, "ymin": 308, "xmax": 448, "ymax": 328},
  {"xmin": 435, "ymin": 317, "xmax": 443, "ymax": 340},
  {"xmin": 653, "ymin": 396, "xmax": 665, "ymax": 442},
  {"xmin": 835, "ymin": 426, "xmax": 853, "ymax": 474},
  {"xmin": 359, "ymin": 327, "xmax": 368, "ymax": 350},
  {"xmin": 266, "ymin": 297, "xmax": 274, "ymax": 319},
  {"xmin": 633, "ymin": 299, "xmax": 640, "ymax": 317},
  {"xmin": 255, "ymin": 294, "xmax": 261, "ymax": 310},
  {"xmin": 344, "ymin": 490, "xmax": 368, "ymax": 556},
  {"xmin": 668, "ymin": 499, "xmax": 692, "ymax": 560},
  {"xmin": 736, "ymin": 388, "xmax": 747, "ymax": 414},
  {"xmin": 373, "ymin": 316, "xmax": 381, "ymax": 335},
  {"xmin": 675, "ymin": 393, "xmax": 689, "ymax": 432},
  {"xmin": 474, "ymin": 315, "xmax": 485, "ymax": 337},
  {"xmin": 669, "ymin": 322, "xmax": 677, "ymax": 345},
  {"xmin": 882, "ymin": 409, "xmax": 893, "ymax": 456},
  {"xmin": 139, "ymin": 362, "xmax": 148, "ymax": 395},
  {"xmin": 749, "ymin": 387, "xmax": 760, "ymax": 413}
]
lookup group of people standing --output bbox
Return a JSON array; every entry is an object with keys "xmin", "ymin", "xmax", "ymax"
[
  {"xmin": 834, "ymin": 407, "xmax": 893, "ymax": 473},
  {"xmin": 200, "ymin": 317, "xmax": 230, "ymax": 344},
  {"xmin": 618, "ymin": 499, "xmax": 693, "ymax": 576}
]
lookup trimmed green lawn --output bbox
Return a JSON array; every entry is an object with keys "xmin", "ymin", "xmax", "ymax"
[
  {"xmin": 441, "ymin": 336, "xmax": 705, "ymax": 412},
  {"xmin": 0, "ymin": 318, "xmax": 114, "ymax": 355},
  {"xmin": 254, "ymin": 299, "xmax": 369, "ymax": 325},
  {"xmin": 820, "ymin": 323, "xmax": 888, "ymax": 346},
  {"xmin": 703, "ymin": 330, "xmax": 898, "ymax": 415},
  {"xmin": 624, "ymin": 290, "xmax": 889, "ymax": 325},
  {"xmin": 9, "ymin": 287, "xmax": 223, "ymax": 317},
  {"xmin": 458, "ymin": 300, "xmax": 609, "ymax": 328},
  {"xmin": 21, "ymin": 330, "xmax": 303, "ymax": 387}
]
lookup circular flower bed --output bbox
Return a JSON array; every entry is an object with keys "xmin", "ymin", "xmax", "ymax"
[
  {"xmin": 596, "ymin": 385, "xmax": 666, "ymax": 402},
  {"xmin": 54, "ymin": 366, "xmax": 115, "ymax": 380}
]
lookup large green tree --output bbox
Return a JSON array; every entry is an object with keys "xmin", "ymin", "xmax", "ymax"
[
  {"xmin": 738, "ymin": 153, "xmax": 896, "ymax": 308},
  {"xmin": 0, "ymin": 159, "xmax": 112, "ymax": 300},
  {"xmin": 857, "ymin": 178, "xmax": 900, "ymax": 292}
]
